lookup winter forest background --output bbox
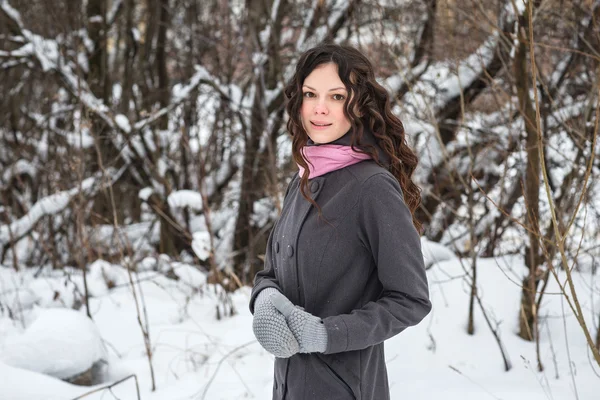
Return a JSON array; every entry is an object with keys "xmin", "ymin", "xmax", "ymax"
[{"xmin": 1, "ymin": 0, "xmax": 600, "ymax": 398}]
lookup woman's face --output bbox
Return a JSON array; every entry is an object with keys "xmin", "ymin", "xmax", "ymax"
[{"xmin": 300, "ymin": 63, "xmax": 352, "ymax": 144}]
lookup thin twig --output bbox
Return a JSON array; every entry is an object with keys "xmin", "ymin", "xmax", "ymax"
[
  {"xmin": 197, "ymin": 340, "xmax": 256, "ymax": 400},
  {"xmin": 69, "ymin": 374, "xmax": 141, "ymax": 400},
  {"xmin": 448, "ymin": 365, "xmax": 503, "ymax": 400}
]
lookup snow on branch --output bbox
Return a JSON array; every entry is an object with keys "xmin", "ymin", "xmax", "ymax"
[
  {"xmin": 167, "ymin": 190, "xmax": 203, "ymax": 211},
  {"xmin": 0, "ymin": 1, "xmax": 238, "ymax": 139},
  {"xmin": 0, "ymin": 166, "xmax": 126, "ymax": 247},
  {"xmin": 0, "ymin": 42, "xmax": 33, "ymax": 59},
  {"xmin": 24, "ymin": 109, "xmax": 95, "ymax": 151},
  {"xmin": 257, "ymin": 0, "xmax": 282, "ymax": 51},
  {"xmin": 167, "ymin": 158, "xmax": 240, "ymax": 213},
  {"xmin": 133, "ymin": 66, "xmax": 243, "ymax": 131},
  {"xmin": 295, "ymin": 0, "xmax": 319, "ymax": 51},
  {"xmin": 0, "ymin": 1, "xmax": 117, "ymax": 126},
  {"xmin": 0, "ymin": 0, "xmax": 20, "ymax": 24},
  {"xmin": 387, "ymin": 0, "xmax": 523, "ymax": 117},
  {"xmin": 400, "ymin": 32, "xmax": 500, "ymax": 115},
  {"xmin": 0, "ymin": 58, "xmax": 30, "ymax": 70},
  {"xmin": 2, "ymin": 159, "xmax": 37, "ymax": 184},
  {"xmin": 0, "ymin": 178, "xmax": 93, "ymax": 246},
  {"xmin": 106, "ymin": 0, "xmax": 123, "ymax": 27},
  {"xmin": 300, "ymin": 0, "xmax": 357, "ymax": 52}
]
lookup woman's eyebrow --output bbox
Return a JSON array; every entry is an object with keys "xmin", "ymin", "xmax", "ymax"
[{"xmin": 302, "ymin": 85, "xmax": 347, "ymax": 92}]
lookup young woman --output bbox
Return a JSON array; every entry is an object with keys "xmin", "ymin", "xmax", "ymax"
[{"xmin": 250, "ymin": 43, "xmax": 432, "ymax": 400}]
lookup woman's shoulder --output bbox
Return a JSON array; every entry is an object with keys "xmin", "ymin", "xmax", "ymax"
[{"xmin": 345, "ymin": 160, "xmax": 395, "ymax": 186}]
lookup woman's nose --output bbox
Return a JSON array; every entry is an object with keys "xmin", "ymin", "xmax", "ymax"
[{"xmin": 314, "ymin": 102, "xmax": 328, "ymax": 114}]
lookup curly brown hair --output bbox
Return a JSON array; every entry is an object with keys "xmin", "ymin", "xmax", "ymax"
[{"xmin": 284, "ymin": 43, "xmax": 422, "ymax": 233}]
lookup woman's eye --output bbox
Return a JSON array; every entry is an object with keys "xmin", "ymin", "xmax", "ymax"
[
  {"xmin": 332, "ymin": 94, "xmax": 345, "ymax": 101},
  {"xmin": 303, "ymin": 92, "xmax": 315, "ymax": 98}
]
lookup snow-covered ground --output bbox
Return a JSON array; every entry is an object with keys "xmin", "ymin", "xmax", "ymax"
[{"xmin": 0, "ymin": 244, "xmax": 599, "ymax": 399}]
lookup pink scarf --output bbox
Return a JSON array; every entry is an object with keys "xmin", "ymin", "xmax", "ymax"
[{"xmin": 298, "ymin": 145, "xmax": 372, "ymax": 179}]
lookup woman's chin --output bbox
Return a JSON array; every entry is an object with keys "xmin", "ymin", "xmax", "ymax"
[{"xmin": 307, "ymin": 131, "xmax": 343, "ymax": 144}]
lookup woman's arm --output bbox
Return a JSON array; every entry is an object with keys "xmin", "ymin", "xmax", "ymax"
[
  {"xmin": 323, "ymin": 172, "xmax": 432, "ymax": 354},
  {"xmin": 248, "ymin": 173, "xmax": 299, "ymax": 314},
  {"xmin": 249, "ymin": 226, "xmax": 283, "ymax": 314}
]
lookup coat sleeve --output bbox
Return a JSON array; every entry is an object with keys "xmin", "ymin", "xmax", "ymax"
[
  {"xmin": 248, "ymin": 226, "xmax": 281, "ymax": 314},
  {"xmin": 248, "ymin": 174, "xmax": 298, "ymax": 314},
  {"xmin": 322, "ymin": 172, "xmax": 432, "ymax": 354}
]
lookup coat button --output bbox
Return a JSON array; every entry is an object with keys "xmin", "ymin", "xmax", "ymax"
[
  {"xmin": 287, "ymin": 245, "xmax": 294, "ymax": 257},
  {"xmin": 310, "ymin": 181, "xmax": 319, "ymax": 193},
  {"xmin": 275, "ymin": 241, "xmax": 280, "ymax": 253}
]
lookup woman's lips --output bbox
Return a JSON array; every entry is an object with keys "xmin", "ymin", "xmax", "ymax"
[{"xmin": 311, "ymin": 121, "xmax": 332, "ymax": 130}]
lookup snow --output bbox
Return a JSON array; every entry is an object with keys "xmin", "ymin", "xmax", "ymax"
[
  {"xmin": 0, "ymin": 245, "xmax": 598, "ymax": 399},
  {"xmin": 213, "ymin": 215, "xmax": 237, "ymax": 270},
  {"xmin": 0, "ymin": 1, "xmax": 23, "ymax": 26},
  {"xmin": 170, "ymin": 65, "xmax": 211, "ymax": 105},
  {"xmin": 167, "ymin": 190, "xmax": 203, "ymax": 211},
  {"xmin": 257, "ymin": 0, "xmax": 281, "ymax": 49},
  {"xmin": 115, "ymin": 114, "xmax": 131, "ymax": 133},
  {"xmin": 0, "ymin": 308, "xmax": 106, "ymax": 380},
  {"xmin": 2, "ymin": 159, "xmax": 37, "ymax": 182},
  {"xmin": 0, "ymin": 362, "xmax": 98, "ymax": 400},
  {"xmin": 87, "ymin": 222, "xmax": 159, "ymax": 258},
  {"xmin": 191, "ymin": 231, "xmax": 211, "ymax": 261},
  {"xmin": 295, "ymin": 0, "xmax": 318, "ymax": 50},
  {"xmin": 138, "ymin": 187, "xmax": 154, "ymax": 201},
  {"xmin": 0, "ymin": 43, "xmax": 33, "ymax": 58},
  {"xmin": 421, "ymin": 236, "xmax": 457, "ymax": 268},
  {"xmin": 131, "ymin": 28, "xmax": 140, "ymax": 42},
  {"xmin": 403, "ymin": 32, "xmax": 499, "ymax": 115},
  {"xmin": 106, "ymin": 0, "xmax": 123, "ymax": 25},
  {"xmin": 252, "ymin": 197, "xmax": 279, "ymax": 227}
]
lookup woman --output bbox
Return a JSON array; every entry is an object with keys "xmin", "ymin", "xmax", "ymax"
[{"xmin": 250, "ymin": 43, "xmax": 432, "ymax": 400}]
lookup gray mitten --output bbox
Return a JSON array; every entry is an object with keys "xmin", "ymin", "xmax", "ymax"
[
  {"xmin": 270, "ymin": 291, "xmax": 328, "ymax": 353},
  {"xmin": 252, "ymin": 288, "xmax": 300, "ymax": 358}
]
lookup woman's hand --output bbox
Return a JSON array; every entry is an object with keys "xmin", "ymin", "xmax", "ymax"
[
  {"xmin": 270, "ymin": 291, "xmax": 328, "ymax": 353},
  {"xmin": 252, "ymin": 288, "xmax": 300, "ymax": 358}
]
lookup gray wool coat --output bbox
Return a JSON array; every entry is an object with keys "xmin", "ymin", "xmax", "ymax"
[{"xmin": 249, "ymin": 131, "xmax": 432, "ymax": 400}]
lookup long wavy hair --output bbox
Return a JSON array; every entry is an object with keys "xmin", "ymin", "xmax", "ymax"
[{"xmin": 284, "ymin": 43, "xmax": 422, "ymax": 233}]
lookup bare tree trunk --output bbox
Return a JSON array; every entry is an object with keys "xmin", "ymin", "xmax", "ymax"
[
  {"xmin": 87, "ymin": 0, "xmax": 109, "ymax": 103},
  {"xmin": 515, "ymin": 3, "xmax": 541, "ymax": 343},
  {"xmin": 139, "ymin": 0, "xmax": 158, "ymax": 110},
  {"xmin": 153, "ymin": 0, "xmax": 177, "ymax": 255},
  {"xmin": 233, "ymin": 0, "xmax": 275, "ymax": 282},
  {"xmin": 155, "ymin": 0, "xmax": 170, "ymax": 129},
  {"xmin": 233, "ymin": 85, "xmax": 265, "ymax": 282},
  {"xmin": 87, "ymin": 0, "xmax": 131, "ymax": 226},
  {"xmin": 120, "ymin": 0, "xmax": 136, "ymax": 116},
  {"xmin": 181, "ymin": 0, "xmax": 199, "ymax": 235}
]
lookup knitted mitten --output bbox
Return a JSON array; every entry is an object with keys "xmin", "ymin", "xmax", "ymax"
[
  {"xmin": 252, "ymin": 288, "xmax": 300, "ymax": 358},
  {"xmin": 270, "ymin": 291, "xmax": 328, "ymax": 353}
]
